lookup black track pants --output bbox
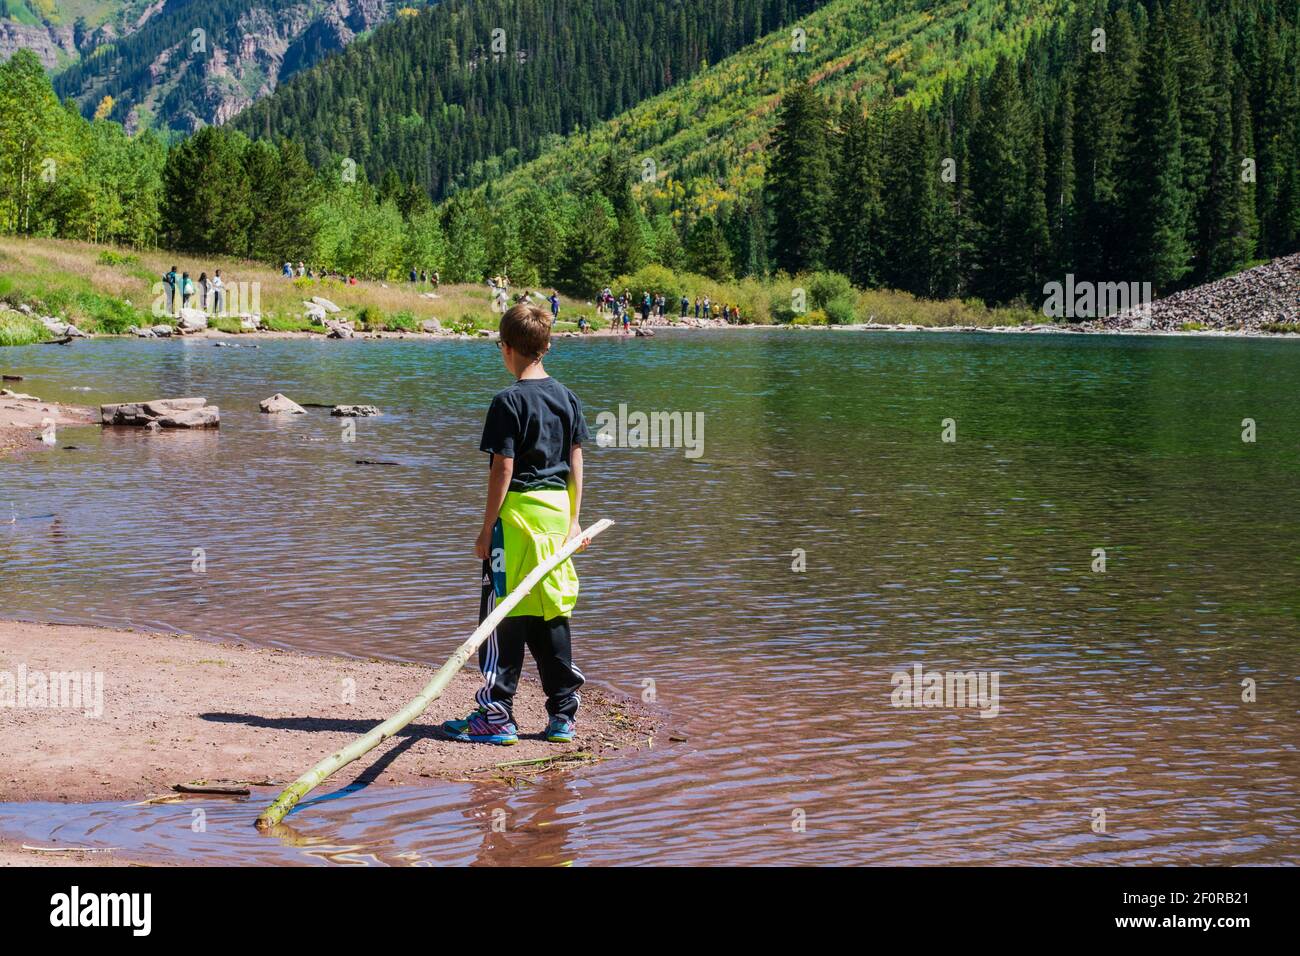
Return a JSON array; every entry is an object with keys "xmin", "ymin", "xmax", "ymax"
[{"xmin": 476, "ymin": 614, "xmax": 584, "ymax": 724}]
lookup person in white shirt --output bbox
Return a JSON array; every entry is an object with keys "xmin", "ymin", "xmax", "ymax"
[{"xmin": 210, "ymin": 271, "xmax": 225, "ymax": 314}]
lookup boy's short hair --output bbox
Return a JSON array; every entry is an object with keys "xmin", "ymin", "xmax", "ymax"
[{"xmin": 500, "ymin": 302, "xmax": 551, "ymax": 357}]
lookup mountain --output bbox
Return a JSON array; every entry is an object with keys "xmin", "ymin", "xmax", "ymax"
[
  {"xmin": 482, "ymin": 0, "xmax": 1075, "ymax": 213},
  {"xmin": 0, "ymin": 1, "xmax": 156, "ymax": 70},
  {"xmin": 42, "ymin": 0, "xmax": 401, "ymax": 132},
  {"xmin": 232, "ymin": 0, "xmax": 830, "ymax": 199}
]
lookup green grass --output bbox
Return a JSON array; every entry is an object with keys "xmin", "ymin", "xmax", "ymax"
[
  {"xmin": 259, "ymin": 313, "xmax": 322, "ymax": 333},
  {"xmin": 0, "ymin": 235, "xmax": 1050, "ymax": 337},
  {"xmin": 0, "ymin": 313, "xmax": 51, "ymax": 347}
]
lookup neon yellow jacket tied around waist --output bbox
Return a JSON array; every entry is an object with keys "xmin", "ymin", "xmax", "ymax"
[{"xmin": 494, "ymin": 487, "xmax": 579, "ymax": 620}]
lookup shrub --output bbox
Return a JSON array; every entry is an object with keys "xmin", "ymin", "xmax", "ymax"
[
  {"xmin": 806, "ymin": 271, "xmax": 854, "ymax": 309},
  {"xmin": 356, "ymin": 305, "xmax": 387, "ymax": 330},
  {"xmin": 96, "ymin": 250, "xmax": 139, "ymax": 267},
  {"xmin": 823, "ymin": 295, "xmax": 857, "ymax": 326},
  {"xmin": 613, "ymin": 264, "xmax": 686, "ymax": 301},
  {"xmin": 447, "ymin": 314, "xmax": 481, "ymax": 335},
  {"xmin": 386, "ymin": 309, "xmax": 420, "ymax": 332}
]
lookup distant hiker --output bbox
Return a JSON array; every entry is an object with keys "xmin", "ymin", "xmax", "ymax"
[
  {"xmin": 297, "ymin": 261, "xmax": 306, "ymax": 277},
  {"xmin": 703, "ymin": 295, "xmax": 711, "ymax": 320},
  {"xmin": 439, "ymin": 302, "xmax": 592, "ymax": 748},
  {"xmin": 211, "ymin": 271, "xmax": 225, "ymax": 314},
  {"xmin": 577, "ymin": 315, "xmax": 589, "ymax": 333},
  {"xmin": 622, "ymin": 309, "xmax": 631, "ymax": 333},
  {"xmin": 420, "ymin": 270, "xmax": 428, "ymax": 285},
  {"xmin": 162, "ymin": 266, "xmax": 178, "ymax": 314},
  {"xmin": 640, "ymin": 291, "xmax": 651, "ymax": 324},
  {"xmin": 680, "ymin": 294, "xmax": 689, "ymax": 318},
  {"xmin": 433, "ymin": 271, "xmax": 440, "ymax": 288},
  {"xmin": 549, "ymin": 291, "xmax": 560, "ymax": 324},
  {"xmin": 694, "ymin": 296, "xmax": 701, "ymax": 319},
  {"xmin": 410, "ymin": 268, "xmax": 418, "ymax": 283},
  {"xmin": 282, "ymin": 262, "xmax": 293, "ymax": 278},
  {"xmin": 181, "ymin": 272, "xmax": 195, "ymax": 308},
  {"xmin": 198, "ymin": 272, "xmax": 211, "ymax": 311}
]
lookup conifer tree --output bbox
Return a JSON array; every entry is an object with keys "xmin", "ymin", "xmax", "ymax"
[
  {"xmin": 766, "ymin": 81, "xmax": 832, "ymax": 274},
  {"xmin": 1123, "ymin": 10, "xmax": 1190, "ymax": 290}
]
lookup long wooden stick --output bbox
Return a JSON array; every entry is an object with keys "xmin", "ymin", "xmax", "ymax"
[{"xmin": 255, "ymin": 518, "xmax": 613, "ymax": 830}]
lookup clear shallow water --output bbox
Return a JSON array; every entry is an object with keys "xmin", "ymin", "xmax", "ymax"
[{"xmin": 1, "ymin": 330, "xmax": 1298, "ymax": 865}]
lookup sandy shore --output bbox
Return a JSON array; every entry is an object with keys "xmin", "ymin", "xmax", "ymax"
[
  {"xmin": 0, "ymin": 619, "xmax": 653, "ymax": 806},
  {"xmin": 0, "ymin": 388, "xmax": 96, "ymax": 459}
]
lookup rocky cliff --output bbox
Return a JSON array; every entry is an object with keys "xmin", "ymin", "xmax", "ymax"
[{"xmin": 9, "ymin": 0, "xmax": 396, "ymax": 131}]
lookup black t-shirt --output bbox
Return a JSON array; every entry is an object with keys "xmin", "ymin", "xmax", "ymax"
[{"xmin": 480, "ymin": 376, "xmax": 592, "ymax": 491}]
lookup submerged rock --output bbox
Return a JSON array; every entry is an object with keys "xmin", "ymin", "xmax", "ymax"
[{"xmin": 331, "ymin": 404, "xmax": 381, "ymax": 417}]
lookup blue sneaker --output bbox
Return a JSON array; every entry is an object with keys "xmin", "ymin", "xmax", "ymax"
[
  {"xmin": 439, "ymin": 709, "xmax": 518, "ymax": 745},
  {"xmin": 544, "ymin": 716, "xmax": 576, "ymax": 743}
]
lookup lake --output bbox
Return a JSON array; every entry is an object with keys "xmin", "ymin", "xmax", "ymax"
[{"xmin": 2, "ymin": 329, "xmax": 1298, "ymax": 865}]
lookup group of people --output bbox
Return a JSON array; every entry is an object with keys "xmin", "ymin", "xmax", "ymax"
[
  {"xmin": 284, "ymin": 261, "xmax": 360, "ymax": 285},
  {"xmin": 161, "ymin": 266, "xmax": 227, "ymax": 315},
  {"xmin": 595, "ymin": 288, "xmax": 742, "ymax": 330},
  {"xmin": 410, "ymin": 268, "xmax": 441, "ymax": 288}
]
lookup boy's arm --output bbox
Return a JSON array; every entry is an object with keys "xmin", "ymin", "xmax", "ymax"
[
  {"xmin": 475, "ymin": 455, "xmax": 513, "ymax": 560},
  {"xmin": 566, "ymin": 444, "xmax": 588, "ymax": 551}
]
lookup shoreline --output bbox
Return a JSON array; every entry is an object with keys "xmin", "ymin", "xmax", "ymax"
[
  {"xmin": 0, "ymin": 618, "xmax": 654, "ymax": 807},
  {"xmin": 7, "ymin": 320, "xmax": 1300, "ymax": 345}
]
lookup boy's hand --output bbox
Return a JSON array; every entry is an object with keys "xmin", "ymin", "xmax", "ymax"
[
  {"xmin": 566, "ymin": 518, "xmax": 589, "ymax": 552},
  {"xmin": 475, "ymin": 525, "xmax": 493, "ymax": 561}
]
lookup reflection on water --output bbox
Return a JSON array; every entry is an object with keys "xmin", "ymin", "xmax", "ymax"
[{"xmin": 1, "ymin": 332, "xmax": 1298, "ymax": 864}]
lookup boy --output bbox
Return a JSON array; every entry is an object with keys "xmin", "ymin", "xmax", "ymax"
[{"xmin": 441, "ymin": 303, "xmax": 592, "ymax": 746}]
